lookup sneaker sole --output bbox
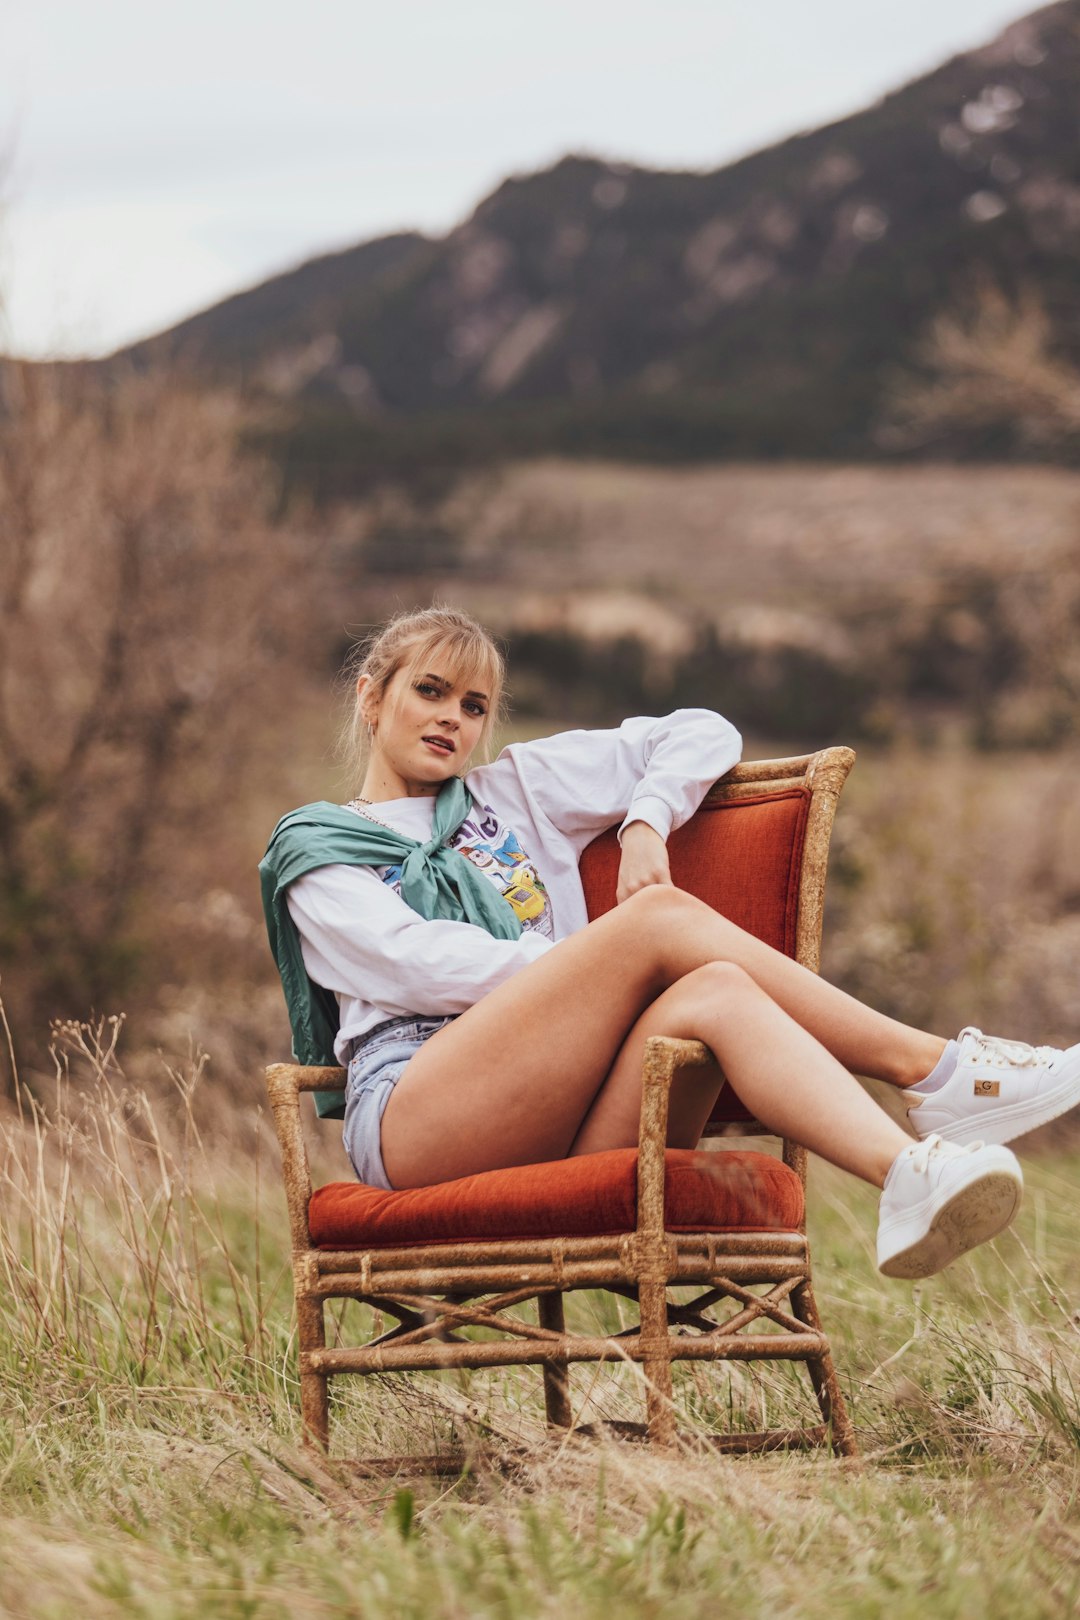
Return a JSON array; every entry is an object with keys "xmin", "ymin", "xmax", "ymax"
[
  {"xmin": 878, "ymin": 1168, "xmax": 1022, "ymax": 1280},
  {"xmin": 922, "ymin": 1058, "xmax": 1080, "ymax": 1148}
]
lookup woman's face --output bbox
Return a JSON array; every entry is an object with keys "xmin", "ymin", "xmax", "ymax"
[{"xmin": 361, "ymin": 657, "xmax": 491, "ymax": 796}]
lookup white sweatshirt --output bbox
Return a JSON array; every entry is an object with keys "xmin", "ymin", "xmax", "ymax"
[{"xmin": 285, "ymin": 709, "xmax": 742, "ymax": 1061}]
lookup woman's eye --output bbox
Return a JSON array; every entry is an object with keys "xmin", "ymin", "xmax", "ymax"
[{"xmin": 414, "ymin": 681, "xmax": 483, "ymax": 716}]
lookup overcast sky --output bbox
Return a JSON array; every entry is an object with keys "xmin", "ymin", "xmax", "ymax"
[{"xmin": 0, "ymin": 0, "xmax": 1030, "ymax": 359}]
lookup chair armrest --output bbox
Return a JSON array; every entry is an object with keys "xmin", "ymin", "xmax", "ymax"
[
  {"xmin": 636, "ymin": 1036, "xmax": 711, "ymax": 1243},
  {"xmin": 265, "ymin": 1064, "xmax": 346, "ymax": 1252},
  {"xmin": 268, "ymin": 1064, "xmax": 347, "ymax": 1094}
]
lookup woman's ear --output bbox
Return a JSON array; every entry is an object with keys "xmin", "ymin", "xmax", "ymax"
[{"xmin": 356, "ymin": 673, "xmax": 378, "ymax": 731}]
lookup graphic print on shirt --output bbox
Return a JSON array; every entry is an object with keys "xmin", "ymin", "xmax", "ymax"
[{"xmin": 380, "ymin": 803, "xmax": 554, "ymax": 939}]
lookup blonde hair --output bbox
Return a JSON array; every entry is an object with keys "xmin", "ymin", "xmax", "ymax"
[{"xmin": 339, "ymin": 605, "xmax": 507, "ymax": 789}]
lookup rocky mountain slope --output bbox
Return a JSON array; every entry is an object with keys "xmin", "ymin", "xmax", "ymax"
[{"xmin": 115, "ymin": 2, "xmax": 1080, "ymax": 482}]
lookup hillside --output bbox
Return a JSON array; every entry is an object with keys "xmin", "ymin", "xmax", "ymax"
[{"xmin": 109, "ymin": 1, "xmax": 1080, "ymax": 485}]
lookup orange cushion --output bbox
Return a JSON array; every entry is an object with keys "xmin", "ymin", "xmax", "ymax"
[
  {"xmin": 579, "ymin": 789, "xmax": 811, "ymax": 1124},
  {"xmin": 308, "ymin": 1146, "xmax": 803, "ymax": 1250}
]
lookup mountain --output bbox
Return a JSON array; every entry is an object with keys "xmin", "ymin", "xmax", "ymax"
[
  {"xmin": 118, "ymin": 229, "xmax": 429, "ymax": 387},
  {"xmin": 113, "ymin": 2, "xmax": 1080, "ymax": 486}
]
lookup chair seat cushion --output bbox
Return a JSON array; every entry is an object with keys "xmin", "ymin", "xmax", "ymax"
[{"xmin": 308, "ymin": 1147, "xmax": 803, "ymax": 1250}]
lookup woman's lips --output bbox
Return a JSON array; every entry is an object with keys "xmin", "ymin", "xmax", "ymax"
[{"xmin": 422, "ymin": 736, "xmax": 455, "ymax": 754}]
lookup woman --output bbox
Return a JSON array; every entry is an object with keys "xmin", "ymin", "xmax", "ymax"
[{"xmin": 261, "ymin": 607, "xmax": 1080, "ymax": 1280}]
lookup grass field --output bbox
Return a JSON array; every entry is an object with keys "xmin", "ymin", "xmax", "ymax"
[
  {"xmin": 6, "ymin": 440, "xmax": 1080, "ymax": 1612},
  {"xmin": 5, "ymin": 411, "xmax": 1080, "ymax": 1612},
  {"xmin": 1, "ymin": 1016, "xmax": 1078, "ymax": 1619}
]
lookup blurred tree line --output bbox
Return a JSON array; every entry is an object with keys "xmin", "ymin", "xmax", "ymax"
[{"xmin": 504, "ymin": 562, "xmax": 1080, "ymax": 749}]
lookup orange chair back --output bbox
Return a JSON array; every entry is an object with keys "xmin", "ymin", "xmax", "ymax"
[{"xmin": 579, "ymin": 788, "xmax": 812, "ymax": 1126}]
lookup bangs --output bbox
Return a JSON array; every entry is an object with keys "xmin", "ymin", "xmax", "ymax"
[
  {"xmin": 339, "ymin": 606, "xmax": 507, "ymax": 787},
  {"xmin": 400, "ymin": 628, "xmax": 504, "ymax": 707}
]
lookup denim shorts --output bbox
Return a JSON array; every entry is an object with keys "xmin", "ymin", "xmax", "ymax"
[{"xmin": 342, "ymin": 1015, "xmax": 455, "ymax": 1189}]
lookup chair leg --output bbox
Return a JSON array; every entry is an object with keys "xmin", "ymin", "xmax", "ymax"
[
  {"xmin": 638, "ymin": 1278, "xmax": 675, "ymax": 1446},
  {"xmin": 297, "ymin": 1292, "xmax": 330, "ymax": 1452},
  {"xmin": 538, "ymin": 1292, "xmax": 573, "ymax": 1427},
  {"xmin": 791, "ymin": 1277, "xmax": 858, "ymax": 1458}
]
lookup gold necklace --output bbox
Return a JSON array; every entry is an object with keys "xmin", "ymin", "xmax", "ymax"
[
  {"xmin": 346, "ymin": 795, "xmax": 456, "ymax": 849},
  {"xmin": 346, "ymin": 796, "xmax": 398, "ymax": 833}
]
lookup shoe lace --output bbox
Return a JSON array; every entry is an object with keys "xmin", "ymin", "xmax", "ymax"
[
  {"xmin": 959, "ymin": 1027, "xmax": 1053, "ymax": 1069},
  {"xmin": 906, "ymin": 1132, "xmax": 982, "ymax": 1175}
]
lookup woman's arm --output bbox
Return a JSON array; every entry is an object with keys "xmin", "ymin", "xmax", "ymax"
[
  {"xmin": 616, "ymin": 820, "xmax": 674, "ymax": 903},
  {"xmin": 286, "ymin": 863, "xmax": 554, "ymax": 1017},
  {"xmin": 472, "ymin": 708, "xmax": 742, "ymax": 859}
]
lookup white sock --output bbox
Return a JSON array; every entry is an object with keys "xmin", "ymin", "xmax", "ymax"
[{"xmin": 910, "ymin": 1039, "xmax": 959, "ymax": 1094}]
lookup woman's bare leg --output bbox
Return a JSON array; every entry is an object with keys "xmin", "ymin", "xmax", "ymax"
[
  {"xmin": 570, "ymin": 961, "xmax": 910, "ymax": 1185},
  {"xmin": 644, "ymin": 888, "xmax": 946, "ymax": 1087},
  {"xmin": 380, "ymin": 886, "xmax": 919, "ymax": 1190}
]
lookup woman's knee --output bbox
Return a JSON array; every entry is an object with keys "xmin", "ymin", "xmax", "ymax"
[
  {"xmin": 603, "ymin": 885, "xmax": 696, "ymax": 976},
  {"xmin": 614, "ymin": 882, "xmax": 704, "ymax": 930},
  {"xmin": 676, "ymin": 959, "xmax": 758, "ymax": 1008},
  {"xmin": 609, "ymin": 884, "xmax": 730, "ymax": 978}
]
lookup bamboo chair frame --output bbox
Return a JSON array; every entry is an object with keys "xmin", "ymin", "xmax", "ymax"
[{"xmin": 266, "ymin": 746, "xmax": 858, "ymax": 1464}]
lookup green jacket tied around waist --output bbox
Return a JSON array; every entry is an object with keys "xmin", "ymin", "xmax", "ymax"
[{"xmin": 259, "ymin": 776, "xmax": 522, "ymax": 1117}]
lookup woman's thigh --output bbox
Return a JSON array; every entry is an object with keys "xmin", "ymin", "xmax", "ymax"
[{"xmin": 379, "ymin": 887, "xmax": 685, "ymax": 1188}]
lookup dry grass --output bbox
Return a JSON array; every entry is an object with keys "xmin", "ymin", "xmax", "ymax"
[
  {"xmin": 822, "ymin": 743, "xmax": 1080, "ymax": 1048},
  {"xmin": 0, "ymin": 1004, "xmax": 1077, "ymax": 1618}
]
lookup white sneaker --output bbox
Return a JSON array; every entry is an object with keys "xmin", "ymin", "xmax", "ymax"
[
  {"xmin": 907, "ymin": 1027, "xmax": 1080, "ymax": 1148},
  {"xmin": 877, "ymin": 1134, "xmax": 1023, "ymax": 1279}
]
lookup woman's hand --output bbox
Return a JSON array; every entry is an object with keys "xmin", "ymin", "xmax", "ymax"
[{"xmin": 616, "ymin": 820, "xmax": 673, "ymax": 904}]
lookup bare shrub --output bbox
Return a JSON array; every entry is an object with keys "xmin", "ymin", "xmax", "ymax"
[
  {"xmin": 0, "ymin": 361, "xmax": 316, "ymax": 1085},
  {"xmin": 880, "ymin": 274, "xmax": 1080, "ymax": 452}
]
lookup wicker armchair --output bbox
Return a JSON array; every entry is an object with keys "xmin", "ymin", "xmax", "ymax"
[{"xmin": 266, "ymin": 747, "xmax": 858, "ymax": 1464}]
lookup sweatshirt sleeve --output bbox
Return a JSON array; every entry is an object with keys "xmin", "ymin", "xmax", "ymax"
[
  {"xmin": 480, "ymin": 709, "xmax": 742, "ymax": 853},
  {"xmin": 285, "ymin": 863, "xmax": 554, "ymax": 1019}
]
